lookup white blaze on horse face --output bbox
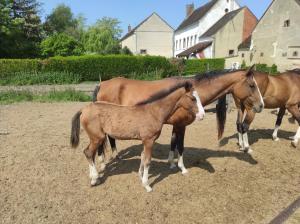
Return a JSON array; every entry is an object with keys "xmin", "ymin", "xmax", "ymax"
[
  {"xmin": 253, "ymin": 77, "xmax": 264, "ymax": 109},
  {"xmin": 192, "ymin": 90, "xmax": 205, "ymax": 120}
]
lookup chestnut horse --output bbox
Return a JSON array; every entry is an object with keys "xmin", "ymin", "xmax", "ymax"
[
  {"xmin": 71, "ymin": 81, "xmax": 203, "ymax": 192},
  {"xmin": 235, "ymin": 69, "xmax": 300, "ymax": 151},
  {"xmin": 93, "ymin": 66, "xmax": 264, "ymax": 174}
]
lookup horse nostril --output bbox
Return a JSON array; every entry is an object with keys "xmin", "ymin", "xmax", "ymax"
[{"xmin": 260, "ymin": 104, "xmax": 264, "ymax": 109}]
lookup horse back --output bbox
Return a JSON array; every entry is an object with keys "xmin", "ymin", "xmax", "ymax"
[{"xmin": 97, "ymin": 77, "xmax": 178, "ymax": 106}]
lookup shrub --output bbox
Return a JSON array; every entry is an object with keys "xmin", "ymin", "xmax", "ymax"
[
  {"xmin": 184, "ymin": 58, "xmax": 225, "ymax": 75},
  {"xmin": 256, "ymin": 63, "xmax": 278, "ymax": 74},
  {"xmin": 40, "ymin": 33, "xmax": 84, "ymax": 57}
]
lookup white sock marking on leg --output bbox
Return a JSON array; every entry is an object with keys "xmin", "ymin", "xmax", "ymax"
[
  {"xmin": 192, "ymin": 90, "xmax": 205, "ymax": 120},
  {"xmin": 178, "ymin": 154, "xmax": 188, "ymax": 174},
  {"xmin": 272, "ymin": 125, "xmax": 280, "ymax": 141}
]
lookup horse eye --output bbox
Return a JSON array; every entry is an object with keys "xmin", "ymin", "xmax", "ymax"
[{"xmin": 192, "ymin": 97, "xmax": 196, "ymax": 101}]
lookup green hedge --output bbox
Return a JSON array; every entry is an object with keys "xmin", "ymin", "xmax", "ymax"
[
  {"xmin": 0, "ymin": 56, "xmax": 226, "ymax": 85},
  {"xmin": 184, "ymin": 58, "xmax": 225, "ymax": 75},
  {"xmin": 256, "ymin": 63, "xmax": 278, "ymax": 74}
]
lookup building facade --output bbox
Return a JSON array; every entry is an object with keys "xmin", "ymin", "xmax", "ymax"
[
  {"xmin": 120, "ymin": 13, "xmax": 174, "ymax": 58},
  {"xmin": 174, "ymin": 0, "xmax": 240, "ymax": 57}
]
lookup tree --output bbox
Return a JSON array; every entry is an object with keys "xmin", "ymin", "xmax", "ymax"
[
  {"xmin": 83, "ymin": 17, "xmax": 122, "ymax": 54},
  {"xmin": 40, "ymin": 33, "xmax": 83, "ymax": 57},
  {"xmin": 0, "ymin": 0, "xmax": 42, "ymax": 58},
  {"xmin": 120, "ymin": 46, "xmax": 133, "ymax": 55},
  {"xmin": 43, "ymin": 4, "xmax": 78, "ymax": 36}
]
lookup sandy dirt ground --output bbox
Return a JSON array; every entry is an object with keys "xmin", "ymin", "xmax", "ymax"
[{"xmin": 1, "ymin": 102, "xmax": 300, "ymax": 224}]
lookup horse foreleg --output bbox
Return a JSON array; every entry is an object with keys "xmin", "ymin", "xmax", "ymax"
[
  {"xmin": 236, "ymin": 109, "xmax": 244, "ymax": 149},
  {"xmin": 84, "ymin": 141, "xmax": 102, "ymax": 186},
  {"xmin": 141, "ymin": 139, "xmax": 154, "ymax": 192},
  {"xmin": 287, "ymin": 105, "xmax": 300, "ymax": 148},
  {"xmin": 138, "ymin": 151, "xmax": 145, "ymax": 179},
  {"xmin": 240, "ymin": 111, "xmax": 255, "ymax": 153},
  {"xmin": 272, "ymin": 107, "xmax": 286, "ymax": 141},
  {"xmin": 176, "ymin": 126, "xmax": 188, "ymax": 175},
  {"xmin": 168, "ymin": 127, "xmax": 177, "ymax": 169}
]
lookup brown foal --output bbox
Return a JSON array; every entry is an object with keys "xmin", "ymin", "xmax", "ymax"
[
  {"xmin": 71, "ymin": 82, "xmax": 202, "ymax": 192},
  {"xmin": 93, "ymin": 66, "xmax": 264, "ymax": 173},
  {"xmin": 235, "ymin": 69, "xmax": 300, "ymax": 151}
]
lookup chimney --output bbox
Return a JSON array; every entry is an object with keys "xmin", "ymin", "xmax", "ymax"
[
  {"xmin": 186, "ymin": 3, "xmax": 194, "ymax": 18},
  {"xmin": 128, "ymin": 24, "xmax": 132, "ymax": 33}
]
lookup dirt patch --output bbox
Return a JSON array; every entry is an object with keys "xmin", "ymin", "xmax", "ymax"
[{"xmin": 1, "ymin": 102, "xmax": 300, "ymax": 224}]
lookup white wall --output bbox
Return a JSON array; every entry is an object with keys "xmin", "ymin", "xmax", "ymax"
[{"xmin": 174, "ymin": 0, "xmax": 240, "ymax": 57}]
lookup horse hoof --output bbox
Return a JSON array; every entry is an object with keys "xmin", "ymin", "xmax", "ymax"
[
  {"xmin": 246, "ymin": 148, "xmax": 253, "ymax": 154},
  {"xmin": 291, "ymin": 141, "xmax": 298, "ymax": 148},
  {"xmin": 90, "ymin": 178, "xmax": 101, "ymax": 186},
  {"xmin": 272, "ymin": 136, "xmax": 279, "ymax": 141},
  {"xmin": 170, "ymin": 163, "xmax": 176, "ymax": 169},
  {"xmin": 144, "ymin": 185, "xmax": 153, "ymax": 193},
  {"xmin": 181, "ymin": 169, "xmax": 188, "ymax": 175},
  {"xmin": 239, "ymin": 147, "xmax": 246, "ymax": 152},
  {"xmin": 289, "ymin": 136, "xmax": 295, "ymax": 140}
]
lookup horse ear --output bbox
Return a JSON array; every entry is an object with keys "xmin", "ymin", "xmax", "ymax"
[
  {"xmin": 246, "ymin": 64, "xmax": 255, "ymax": 77},
  {"xmin": 184, "ymin": 82, "xmax": 193, "ymax": 91}
]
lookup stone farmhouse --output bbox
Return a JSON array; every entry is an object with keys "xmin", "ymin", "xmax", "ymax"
[
  {"xmin": 120, "ymin": 13, "xmax": 174, "ymax": 58},
  {"xmin": 237, "ymin": 0, "xmax": 300, "ymax": 71}
]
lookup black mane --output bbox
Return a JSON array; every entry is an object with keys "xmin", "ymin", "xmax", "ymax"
[
  {"xmin": 172, "ymin": 69, "xmax": 245, "ymax": 82},
  {"xmin": 135, "ymin": 81, "xmax": 191, "ymax": 106}
]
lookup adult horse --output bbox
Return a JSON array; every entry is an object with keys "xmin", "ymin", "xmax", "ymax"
[
  {"xmin": 235, "ymin": 69, "xmax": 300, "ymax": 151},
  {"xmin": 93, "ymin": 66, "xmax": 264, "ymax": 174},
  {"xmin": 71, "ymin": 81, "xmax": 202, "ymax": 192}
]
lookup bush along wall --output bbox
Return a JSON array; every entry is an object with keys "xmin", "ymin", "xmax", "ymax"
[{"xmin": 184, "ymin": 58, "xmax": 225, "ymax": 75}]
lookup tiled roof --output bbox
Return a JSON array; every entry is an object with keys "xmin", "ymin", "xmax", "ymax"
[
  {"xmin": 176, "ymin": 41, "xmax": 212, "ymax": 57},
  {"xmin": 201, "ymin": 7, "xmax": 243, "ymax": 38},
  {"xmin": 175, "ymin": 0, "xmax": 218, "ymax": 32}
]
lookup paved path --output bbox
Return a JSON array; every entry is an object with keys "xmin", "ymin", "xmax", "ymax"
[{"xmin": 0, "ymin": 82, "xmax": 98, "ymax": 94}]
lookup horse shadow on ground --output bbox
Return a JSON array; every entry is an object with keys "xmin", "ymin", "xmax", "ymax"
[
  {"xmin": 219, "ymin": 128, "xmax": 295, "ymax": 147},
  {"xmin": 99, "ymin": 143, "xmax": 257, "ymax": 189}
]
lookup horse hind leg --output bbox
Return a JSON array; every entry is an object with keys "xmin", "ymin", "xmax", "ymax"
[
  {"xmin": 108, "ymin": 135, "xmax": 120, "ymax": 159},
  {"xmin": 84, "ymin": 141, "xmax": 103, "ymax": 186},
  {"xmin": 272, "ymin": 107, "xmax": 286, "ymax": 141},
  {"xmin": 287, "ymin": 105, "xmax": 300, "ymax": 148}
]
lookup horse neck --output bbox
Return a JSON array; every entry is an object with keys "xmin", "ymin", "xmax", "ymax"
[
  {"xmin": 144, "ymin": 88, "xmax": 185, "ymax": 123},
  {"xmin": 192, "ymin": 72, "xmax": 244, "ymax": 106}
]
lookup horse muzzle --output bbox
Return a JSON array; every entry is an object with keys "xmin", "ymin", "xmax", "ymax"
[{"xmin": 253, "ymin": 103, "xmax": 264, "ymax": 113}]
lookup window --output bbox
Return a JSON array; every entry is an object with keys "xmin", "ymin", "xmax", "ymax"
[
  {"xmin": 194, "ymin": 35, "xmax": 197, "ymax": 44},
  {"xmin": 288, "ymin": 46, "xmax": 300, "ymax": 59},
  {"xmin": 260, "ymin": 52, "xmax": 264, "ymax": 57},
  {"xmin": 191, "ymin": 36, "xmax": 193, "ymax": 46},
  {"xmin": 225, "ymin": 8, "xmax": 229, "ymax": 13},
  {"xmin": 282, "ymin": 52, "xmax": 287, "ymax": 57},
  {"xmin": 241, "ymin": 53, "xmax": 245, "ymax": 58},
  {"xmin": 229, "ymin": 50, "xmax": 234, "ymax": 56},
  {"xmin": 226, "ymin": 0, "xmax": 229, "ymax": 2},
  {"xmin": 140, "ymin": 49, "xmax": 147, "ymax": 54},
  {"xmin": 175, "ymin": 40, "xmax": 178, "ymax": 50},
  {"xmin": 284, "ymin": 19, "xmax": 290, "ymax": 27},
  {"xmin": 179, "ymin": 39, "xmax": 182, "ymax": 50},
  {"xmin": 187, "ymin": 37, "xmax": 189, "ymax": 48},
  {"xmin": 183, "ymin": 38, "xmax": 186, "ymax": 48},
  {"xmin": 293, "ymin": 51, "xmax": 298, "ymax": 57}
]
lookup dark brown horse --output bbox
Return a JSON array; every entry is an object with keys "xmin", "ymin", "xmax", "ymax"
[
  {"xmin": 93, "ymin": 66, "xmax": 264, "ymax": 174},
  {"xmin": 71, "ymin": 81, "xmax": 201, "ymax": 192},
  {"xmin": 235, "ymin": 69, "xmax": 300, "ymax": 151}
]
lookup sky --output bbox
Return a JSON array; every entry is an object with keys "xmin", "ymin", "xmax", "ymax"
[{"xmin": 39, "ymin": 0, "xmax": 273, "ymax": 36}]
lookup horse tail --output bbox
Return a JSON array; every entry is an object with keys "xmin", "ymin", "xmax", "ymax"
[
  {"xmin": 216, "ymin": 95, "xmax": 227, "ymax": 140},
  {"xmin": 92, "ymin": 85, "xmax": 100, "ymax": 102},
  {"xmin": 70, "ymin": 111, "xmax": 82, "ymax": 148}
]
